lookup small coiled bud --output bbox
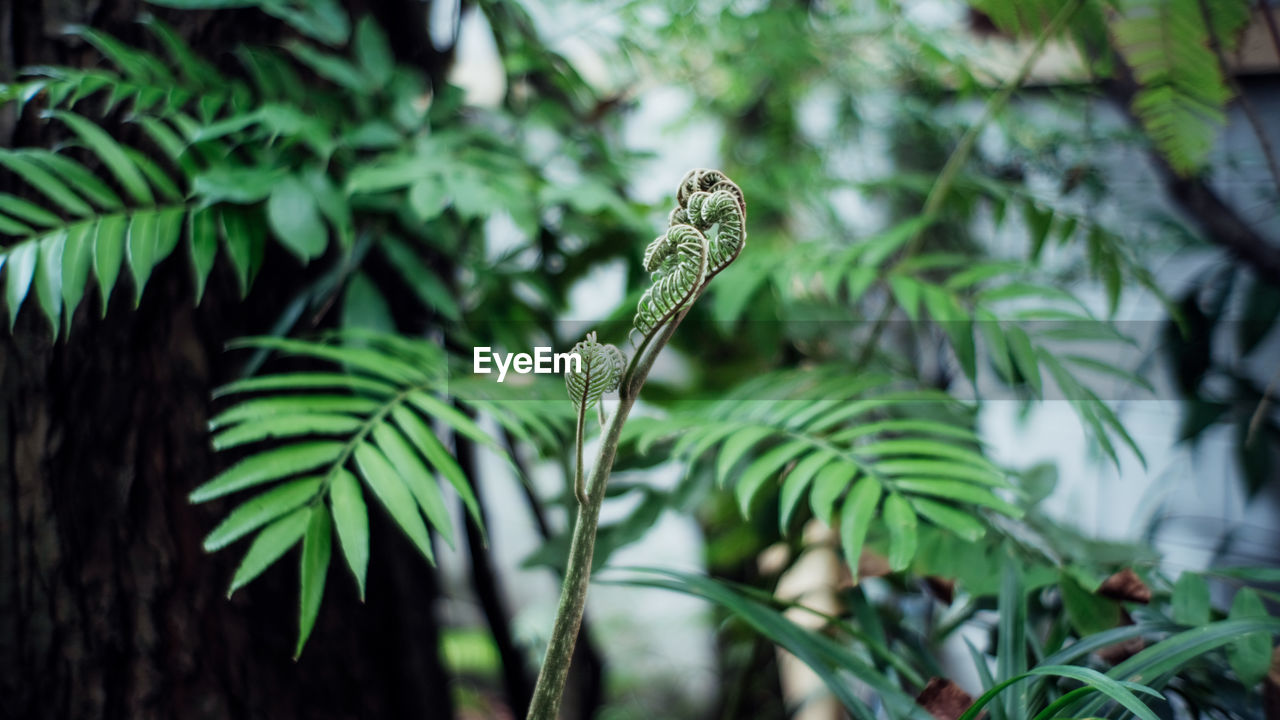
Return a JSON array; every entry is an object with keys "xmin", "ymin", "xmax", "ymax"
[{"xmin": 565, "ymin": 331, "xmax": 625, "ymax": 411}]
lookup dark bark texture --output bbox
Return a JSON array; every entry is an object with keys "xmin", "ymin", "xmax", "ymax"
[{"xmin": 0, "ymin": 1, "xmax": 458, "ymax": 718}]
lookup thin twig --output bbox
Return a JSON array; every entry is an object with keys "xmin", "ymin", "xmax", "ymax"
[
  {"xmin": 574, "ymin": 401, "xmax": 588, "ymax": 505},
  {"xmin": 852, "ymin": 0, "xmax": 1083, "ymax": 370},
  {"xmin": 1258, "ymin": 0, "xmax": 1280, "ymax": 63}
]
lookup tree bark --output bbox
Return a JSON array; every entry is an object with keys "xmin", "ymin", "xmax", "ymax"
[{"xmin": 0, "ymin": 2, "xmax": 457, "ymax": 718}]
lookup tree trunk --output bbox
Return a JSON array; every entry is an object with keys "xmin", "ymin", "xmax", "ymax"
[{"xmin": 0, "ymin": 2, "xmax": 457, "ymax": 718}]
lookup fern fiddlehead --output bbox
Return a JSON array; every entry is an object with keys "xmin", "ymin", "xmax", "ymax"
[
  {"xmin": 633, "ymin": 224, "xmax": 709, "ymax": 337},
  {"xmin": 564, "ymin": 331, "xmax": 625, "ymax": 413},
  {"xmin": 673, "ymin": 167, "xmax": 746, "ymax": 275},
  {"xmin": 530, "ymin": 169, "xmax": 745, "ymax": 720},
  {"xmin": 564, "ymin": 331, "xmax": 625, "ymax": 504},
  {"xmin": 632, "ymin": 168, "xmax": 747, "ymax": 343}
]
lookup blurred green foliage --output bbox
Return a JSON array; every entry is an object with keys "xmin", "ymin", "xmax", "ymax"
[{"xmin": 1, "ymin": 0, "xmax": 1277, "ymax": 716}]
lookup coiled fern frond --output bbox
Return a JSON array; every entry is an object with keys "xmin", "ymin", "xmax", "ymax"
[
  {"xmin": 565, "ymin": 331, "xmax": 625, "ymax": 411},
  {"xmin": 672, "ymin": 168, "xmax": 746, "ymax": 276},
  {"xmin": 633, "ymin": 169, "xmax": 746, "ymax": 339},
  {"xmin": 633, "ymin": 224, "xmax": 709, "ymax": 337},
  {"xmin": 564, "ymin": 330, "xmax": 625, "ymax": 503}
]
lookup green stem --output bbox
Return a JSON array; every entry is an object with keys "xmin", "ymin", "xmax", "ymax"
[
  {"xmin": 526, "ymin": 385, "xmax": 634, "ymax": 719},
  {"xmin": 526, "ymin": 307, "xmax": 690, "ymax": 720},
  {"xmin": 574, "ymin": 401, "xmax": 587, "ymax": 505}
]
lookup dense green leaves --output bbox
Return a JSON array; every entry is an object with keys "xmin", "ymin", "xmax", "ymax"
[
  {"xmin": 190, "ymin": 333, "xmax": 568, "ymax": 655},
  {"xmin": 1225, "ymin": 589, "xmax": 1271, "ymax": 686},
  {"xmin": 0, "ymin": 18, "xmax": 465, "ymax": 334},
  {"xmin": 628, "ymin": 368, "xmax": 1018, "ymax": 577},
  {"xmin": 1111, "ymin": 0, "xmax": 1232, "ymax": 174}
]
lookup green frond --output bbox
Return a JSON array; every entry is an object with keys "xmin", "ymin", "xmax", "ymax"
[
  {"xmin": 191, "ymin": 333, "xmax": 560, "ymax": 656},
  {"xmin": 564, "ymin": 331, "xmax": 625, "ymax": 412},
  {"xmin": 633, "ymin": 224, "xmax": 709, "ymax": 337},
  {"xmin": 633, "ymin": 169, "xmax": 747, "ymax": 340},
  {"xmin": 628, "ymin": 367, "xmax": 1018, "ymax": 581},
  {"xmin": 1111, "ymin": 0, "xmax": 1232, "ymax": 174},
  {"xmin": 789, "ymin": 210, "xmax": 1149, "ymax": 471},
  {"xmin": 0, "ymin": 20, "xmax": 407, "ymax": 337}
]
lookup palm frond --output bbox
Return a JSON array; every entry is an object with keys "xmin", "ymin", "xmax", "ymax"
[
  {"xmin": 628, "ymin": 367, "xmax": 1018, "ymax": 581},
  {"xmin": 1111, "ymin": 0, "xmax": 1233, "ymax": 175},
  {"xmin": 192, "ymin": 333, "xmax": 559, "ymax": 655}
]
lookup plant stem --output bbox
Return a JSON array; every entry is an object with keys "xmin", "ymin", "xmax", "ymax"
[
  {"xmin": 526, "ymin": 388, "xmax": 634, "ymax": 720},
  {"xmin": 574, "ymin": 401, "xmax": 588, "ymax": 506},
  {"xmin": 527, "ymin": 307, "xmax": 692, "ymax": 719}
]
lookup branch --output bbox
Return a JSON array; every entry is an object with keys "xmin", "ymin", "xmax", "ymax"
[
  {"xmin": 525, "ymin": 383, "xmax": 636, "ymax": 720},
  {"xmin": 500, "ymin": 429, "xmax": 607, "ymax": 719}
]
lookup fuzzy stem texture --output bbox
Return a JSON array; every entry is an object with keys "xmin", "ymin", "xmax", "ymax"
[
  {"xmin": 525, "ymin": 392, "xmax": 633, "ymax": 719},
  {"xmin": 526, "ymin": 307, "xmax": 690, "ymax": 720}
]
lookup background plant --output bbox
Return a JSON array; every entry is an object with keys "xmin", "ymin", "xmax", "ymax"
[{"xmin": 1, "ymin": 0, "xmax": 1277, "ymax": 718}]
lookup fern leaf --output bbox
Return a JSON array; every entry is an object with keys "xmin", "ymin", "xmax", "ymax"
[
  {"xmin": 202, "ymin": 477, "xmax": 324, "ymax": 552},
  {"xmin": 227, "ymin": 506, "xmax": 311, "ymax": 598},
  {"xmin": 192, "ymin": 333, "xmax": 569, "ymax": 654},
  {"xmin": 353, "ymin": 442, "xmax": 435, "ymax": 564},
  {"xmin": 52, "ymin": 111, "xmax": 155, "ymax": 205},
  {"xmin": 93, "ymin": 215, "xmax": 128, "ymax": 311},
  {"xmin": 32, "ymin": 231, "xmax": 64, "ymax": 332},
  {"xmin": 633, "ymin": 169, "xmax": 747, "ymax": 339},
  {"xmin": 841, "ymin": 476, "xmax": 883, "ymax": 583},
  {"xmin": 371, "ymin": 423, "xmax": 454, "ymax": 548},
  {"xmin": 59, "ymin": 221, "xmax": 94, "ymax": 331},
  {"xmin": 564, "ymin": 331, "xmax": 625, "ymax": 411},
  {"xmin": 328, "ymin": 468, "xmax": 369, "ymax": 598},
  {"xmin": 296, "ymin": 505, "xmax": 331, "ymax": 658},
  {"xmin": 638, "ymin": 367, "xmax": 1014, "ymax": 574},
  {"xmin": 4, "ymin": 241, "xmax": 37, "ymax": 330},
  {"xmin": 192, "ymin": 442, "xmax": 347, "ymax": 502},
  {"xmin": 1111, "ymin": 0, "xmax": 1232, "ymax": 174},
  {"xmin": 141, "ymin": 15, "xmax": 224, "ymax": 90},
  {"xmin": 634, "ymin": 224, "xmax": 709, "ymax": 337},
  {"xmin": 0, "ymin": 150, "xmax": 94, "ymax": 216}
]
